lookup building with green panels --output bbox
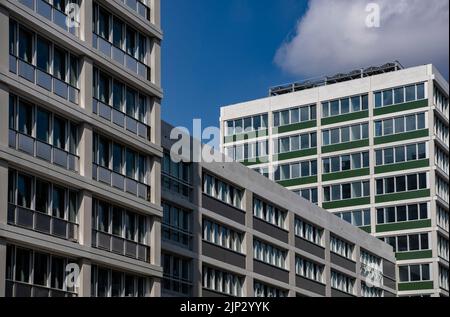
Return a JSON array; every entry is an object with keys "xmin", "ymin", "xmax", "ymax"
[{"xmin": 220, "ymin": 62, "xmax": 449, "ymax": 297}]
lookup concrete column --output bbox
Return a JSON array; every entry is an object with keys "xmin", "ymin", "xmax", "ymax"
[
  {"xmin": 151, "ymin": 157, "xmax": 161, "ymax": 206},
  {"xmin": 0, "ymin": 85, "xmax": 9, "ymax": 147},
  {"xmin": 79, "ymin": 57, "xmax": 94, "ymax": 112},
  {"xmin": 0, "ymin": 6, "xmax": 9, "ymax": 75},
  {"xmin": 151, "ymin": 0, "xmax": 161, "ymax": 29},
  {"xmin": 0, "ymin": 160, "xmax": 9, "ymax": 225},
  {"xmin": 78, "ymin": 259, "xmax": 92, "ymax": 297},
  {"xmin": 151, "ymin": 98, "xmax": 161, "ymax": 146},
  {"xmin": 192, "ymin": 162, "xmax": 203, "ymax": 297},
  {"xmin": 244, "ymin": 190, "xmax": 253, "ymax": 296},
  {"xmin": 150, "ymin": 278, "xmax": 161, "ymax": 297},
  {"xmin": 288, "ymin": 211, "xmax": 296, "ymax": 297},
  {"xmin": 150, "ymin": 217, "xmax": 161, "ymax": 268},
  {"xmin": 78, "ymin": 191, "xmax": 92, "ymax": 247},
  {"xmin": 0, "ymin": 239, "xmax": 7, "ymax": 297},
  {"xmin": 79, "ymin": 0, "xmax": 93, "ymax": 44},
  {"xmin": 355, "ymin": 246, "xmax": 362, "ymax": 296},
  {"xmin": 324, "ymin": 230, "xmax": 331, "ymax": 297},
  {"xmin": 151, "ymin": 40, "xmax": 161, "ymax": 88}
]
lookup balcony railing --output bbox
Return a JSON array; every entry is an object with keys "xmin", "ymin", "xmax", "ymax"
[
  {"xmin": 9, "ymin": 55, "xmax": 80, "ymax": 104},
  {"xmin": 92, "ymin": 33, "xmax": 151, "ymax": 81},
  {"xmin": 162, "ymin": 223, "xmax": 193, "ymax": 250},
  {"xmin": 6, "ymin": 280, "xmax": 77, "ymax": 297},
  {"xmin": 9, "ymin": 130, "xmax": 79, "ymax": 173},
  {"xmin": 91, "ymin": 229, "xmax": 150, "ymax": 263},
  {"xmin": 18, "ymin": 0, "xmax": 80, "ymax": 37},
  {"xmin": 93, "ymin": 98, "xmax": 151, "ymax": 140},
  {"xmin": 8, "ymin": 203, "xmax": 79, "ymax": 242},
  {"xmin": 121, "ymin": 0, "xmax": 151, "ymax": 21},
  {"xmin": 92, "ymin": 163, "xmax": 151, "ymax": 201}
]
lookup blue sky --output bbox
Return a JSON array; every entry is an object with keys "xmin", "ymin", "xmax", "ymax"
[
  {"xmin": 161, "ymin": 0, "xmax": 309, "ymax": 130},
  {"xmin": 161, "ymin": 0, "xmax": 449, "ymax": 132}
]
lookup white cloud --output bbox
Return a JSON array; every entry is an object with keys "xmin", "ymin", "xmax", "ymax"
[{"xmin": 275, "ymin": 0, "xmax": 449, "ymax": 78}]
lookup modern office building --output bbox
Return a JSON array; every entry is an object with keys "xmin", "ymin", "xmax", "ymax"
[
  {"xmin": 220, "ymin": 62, "xmax": 450, "ymax": 297},
  {"xmin": 160, "ymin": 121, "xmax": 397, "ymax": 297},
  {"xmin": 0, "ymin": 0, "xmax": 163, "ymax": 297}
]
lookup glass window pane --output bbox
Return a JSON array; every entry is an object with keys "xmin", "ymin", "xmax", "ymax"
[
  {"xmin": 53, "ymin": 47, "xmax": 66, "ymax": 81},
  {"xmin": 418, "ymin": 143, "xmax": 426, "ymax": 159},
  {"xmin": 396, "ymin": 176, "xmax": 406, "ymax": 192},
  {"xmin": 331, "ymin": 129, "xmax": 340, "ymax": 144},
  {"xmin": 126, "ymin": 28, "xmax": 136, "ymax": 56},
  {"xmin": 18, "ymin": 101, "xmax": 32, "ymax": 136},
  {"xmin": 405, "ymin": 85, "xmax": 416, "ymax": 102},
  {"xmin": 113, "ymin": 18, "xmax": 123, "ymax": 48},
  {"xmin": 330, "ymin": 100, "xmax": 339, "ymax": 116},
  {"xmin": 341, "ymin": 127, "xmax": 350, "ymax": 143},
  {"xmin": 36, "ymin": 108, "xmax": 50, "ymax": 142},
  {"xmin": 383, "ymin": 90, "xmax": 393, "ymax": 106},
  {"xmin": 34, "ymin": 253, "xmax": 48, "ymax": 286},
  {"xmin": 395, "ymin": 117, "xmax": 405, "ymax": 134},
  {"xmin": 52, "ymin": 186, "xmax": 66, "ymax": 219},
  {"xmin": 342, "ymin": 155, "xmax": 351, "ymax": 171},
  {"xmin": 37, "ymin": 37, "xmax": 51, "ymax": 72},
  {"xmin": 126, "ymin": 88, "xmax": 136, "ymax": 117},
  {"xmin": 351, "ymin": 125, "xmax": 361, "ymax": 140},
  {"xmin": 385, "ymin": 148, "xmax": 394, "ymax": 164},
  {"xmin": 395, "ymin": 146, "xmax": 405, "ymax": 163},
  {"xmin": 417, "ymin": 84, "xmax": 425, "ymax": 100},
  {"xmin": 394, "ymin": 87, "xmax": 404, "ymax": 104},
  {"xmin": 17, "ymin": 174, "xmax": 32, "ymax": 208},
  {"xmin": 19, "ymin": 28, "xmax": 33, "ymax": 63},
  {"xmin": 126, "ymin": 149, "xmax": 136, "ymax": 178},
  {"xmin": 341, "ymin": 99, "xmax": 350, "ymax": 114},
  {"xmin": 35, "ymin": 179, "xmax": 50, "ymax": 214},
  {"xmin": 384, "ymin": 119, "xmax": 394, "ymax": 135},
  {"xmin": 53, "ymin": 117, "xmax": 67, "ymax": 149},
  {"xmin": 417, "ymin": 113, "xmax": 425, "ymax": 130},
  {"xmin": 397, "ymin": 206, "xmax": 407, "ymax": 222},
  {"xmin": 374, "ymin": 92, "xmax": 382, "ymax": 108},
  {"xmin": 351, "ymin": 96, "xmax": 361, "ymax": 112},
  {"xmin": 406, "ymin": 115, "xmax": 416, "ymax": 131},
  {"xmin": 15, "ymin": 248, "xmax": 31, "ymax": 283}
]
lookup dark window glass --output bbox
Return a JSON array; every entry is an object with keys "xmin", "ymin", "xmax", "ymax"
[
  {"xmin": 421, "ymin": 234, "xmax": 429, "ymax": 250},
  {"xmin": 418, "ymin": 143, "xmax": 426, "ymax": 160},
  {"xmin": 126, "ymin": 88, "xmax": 136, "ymax": 117},
  {"xmin": 125, "ymin": 275, "xmax": 135, "ymax": 297},
  {"xmin": 19, "ymin": 28, "xmax": 33, "ymax": 63},
  {"xmin": 342, "ymin": 155, "xmax": 351, "ymax": 171},
  {"xmin": 397, "ymin": 206, "xmax": 407, "ymax": 222},
  {"xmin": 385, "ymin": 178, "xmax": 395, "ymax": 194},
  {"xmin": 36, "ymin": 108, "xmax": 50, "ymax": 142},
  {"xmin": 37, "ymin": 37, "xmax": 51, "ymax": 72},
  {"xmin": 422, "ymin": 264, "xmax": 430, "ymax": 281},
  {"xmin": 407, "ymin": 175, "xmax": 417, "ymax": 191},
  {"xmin": 53, "ymin": 47, "xmax": 66, "ymax": 81},
  {"xmin": 113, "ymin": 143, "xmax": 123, "ymax": 173},
  {"xmin": 34, "ymin": 252, "xmax": 48, "ymax": 286},
  {"xmin": 15, "ymin": 248, "xmax": 30, "ymax": 283},
  {"xmin": 420, "ymin": 204, "xmax": 428, "ymax": 219},
  {"xmin": 383, "ymin": 90, "xmax": 393, "ymax": 106},
  {"xmin": 397, "ymin": 236, "xmax": 408, "ymax": 252},
  {"xmin": 410, "ymin": 265, "xmax": 421, "ymax": 281},
  {"xmin": 97, "ymin": 268, "xmax": 109, "ymax": 297},
  {"xmin": 9, "ymin": 96, "xmax": 15, "ymax": 130},
  {"xmin": 418, "ymin": 173, "xmax": 427, "ymax": 189},
  {"xmin": 376, "ymin": 179, "xmax": 383, "ymax": 195},
  {"xmin": 125, "ymin": 211, "xmax": 136, "ymax": 241},
  {"xmin": 386, "ymin": 207, "xmax": 396, "ymax": 223},
  {"xmin": 399, "ymin": 266, "xmax": 409, "ymax": 282},
  {"xmin": 417, "ymin": 84, "xmax": 425, "ymax": 100},
  {"xmin": 409, "ymin": 235, "xmax": 419, "ymax": 251},
  {"xmin": 405, "ymin": 85, "xmax": 416, "ymax": 102},
  {"xmin": 8, "ymin": 170, "xmax": 15, "ymax": 204},
  {"xmin": 68, "ymin": 191, "xmax": 77, "ymax": 223},
  {"xmin": 385, "ymin": 148, "xmax": 394, "ymax": 164},
  {"xmin": 376, "ymin": 150, "xmax": 383, "ymax": 166},
  {"xmin": 113, "ymin": 18, "xmax": 123, "ymax": 48},
  {"xmin": 394, "ymin": 87, "xmax": 405, "ymax": 104},
  {"xmin": 396, "ymin": 176, "xmax": 406, "ymax": 192},
  {"xmin": 126, "ymin": 149, "xmax": 136, "ymax": 178},
  {"xmin": 17, "ymin": 174, "xmax": 32, "ymax": 208},
  {"xmin": 138, "ymin": 34, "xmax": 146, "ymax": 63},
  {"xmin": 35, "ymin": 179, "xmax": 50, "ymax": 214},
  {"xmin": 407, "ymin": 145, "xmax": 417, "ymax": 161},
  {"xmin": 98, "ymin": 8, "xmax": 110, "ymax": 39},
  {"xmin": 69, "ymin": 55, "xmax": 78, "ymax": 87},
  {"xmin": 98, "ymin": 201, "xmax": 110, "ymax": 233},
  {"xmin": 53, "ymin": 117, "xmax": 67, "ymax": 149},
  {"xmin": 342, "ymin": 184, "xmax": 351, "ymax": 199},
  {"xmin": 18, "ymin": 101, "xmax": 32, "ymax": 135},
  {"xmin": 52, "ymin": 186, "xmax": 66, "ymax": 219},
  {"xmin": 126, "ymin": 28, "xmax": 136, "ymax": 56},
  {"xmin": 111, "ymin": 271, "xmax": 122, "ymax": 297},
  {"xmin": 377, "ymin": 209, "xmax": 384, "ymax": 224},
  {"xmin": 395, "ymin": 146, "xmax": 405, "ymax": 163},
  {"xmin": 98, "ymin": 137, "xmax": 110, "ymax": 168},
  {"xmin": 99, "ymin": 72, "xmax": 110, "ymax": 104},
  {"xmin": 408, "ymin": 204, "xmax": 419, "ymax": 221},
  {"xmin": 112, "ymin": 207, "xmax": 122, "ymax": 236},
  {"xmin": 9, "ymin": 21, "xmax": 16, "ymax": 55},
  {"xmin": 341, "ymin": 98, "xmax": 350, "ymax": 114},
  {"xmin": 69, "ymin": 123, "xmax": 78, "ymax": 155}
]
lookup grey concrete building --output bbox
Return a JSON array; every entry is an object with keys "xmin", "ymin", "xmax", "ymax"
[
  {"xmin": 220, "ymin": 63, "xmax": 450, "ymax": 297},
  {"xmin": 161, "ymin": 122, "xmax": 397, "ymax": 297},
  {"xmin": 0, "ymin": 0, "xmax": 163, "ymax": 297}
]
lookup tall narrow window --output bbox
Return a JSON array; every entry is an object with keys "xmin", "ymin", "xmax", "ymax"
[
  {"xmin": 52, "ymin": 186, "xmax": 66, "ymax": 219},
  {"xmin": 35, "ymin": 179, "xmax": 50, "ymax": 214},
  {"xmin": 99, "ymin": 8, "xmax": 110, "ymax": 40},
  {"xmin": 53, "ymin": 116, "xmax": 67, "ymax": 150},
  {"xmin": 138, "ymin": 95, "xmax": 147, "ymax": 122},
  {"xmin": 51, "ymin": 257, "xmax": 64, "ymax": 290},
  {"xmin": 37, "ymin": 37, "xmax": 51, "ymax": 72},
  {"xmin": 113, "ymin": 82, "xmax": 124, "ymax": 110},
  {"xmin": 98, "ymin": 201, "xmax": 110, "ymax": 233},
  {"xmin": 69, "ymin": 55, "xmax": 79, "ymax": 87},
  {"xmin": 99, "ymin": 137, "xmax": 110, "ymax": 168},
  {"xmin": 15, "ymin": 248, "xmax": 31, "ymax": 283},
  {"xmin": 34, "ymin": 252, "xmax": 48, "ymax": 286},
  {"xmin": 69, "ymin": 123, "xmax": 78, "ymax": 155},
  {"xmin": 36, "ymin": 108, "xmax": 50, "ymax": 142},
  {"xmin": 17, "ymin": 174, "xmax": 32, "ymax": 209},
  {"xmin": 126, "ymin": 88, "xmax": 136, "ymax": 117},
  {"xmin": 126, "ymin": 149, "xmax": 136, "ymax": 178},
  {"xmin": 19, "ymin": 28, "xmax": 33, "ymax": 63},
  {"xmin": 126, "ymin": 28, "xmax": 136, "ymax": 56},
  {"xmin": 113, "ymin": 18, "xmax": 124, "ymax": 48},
  {"xmin": 53, "ymin": 47, "xmax": 66, "ymax": 81},
  {"xmin": 99, "ymin": 72, "xmax": 111, "ymax": 104},
  {"xmin": 9, "ymin": 96, "xmax": 15, "ymax": 130},
  {"xmin": 112, "ymin": 207, "xmax": 122, "ymax": 236},
  {"xmin": 113, "ymin": 143, "xmax": 123, "ymax": 173},
  {"xmin": 125, "ymin": 211, "xmax": 136, "ymax": 241},
  {"xmin": 68, "ymin": 191, "xmax": 77, "ymax": 223},
  {"xmin": 18, "ymin": 101, "xmax": 32, "ymax": 135},
  {"xmin": 9, "ymin": 21, "xmax": 16, "ymax": 55},
  {"xmin": 138, "ymin": 34, "xmax": 146, "ymax": 63}
]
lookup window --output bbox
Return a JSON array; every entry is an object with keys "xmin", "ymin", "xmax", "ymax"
[
  {"xmin": 203, "ymin": 219, "xmax": 243, "ymax": 253},
  {"xmin": 225, "ymin": 114, "xmax": 268, "ymax": 136},
  {"xmin": 323, "ymin": 181, "xmax": 370, "ymax": 202},
  {"xmin": 162, "ymin": 153, "xmax": 192, "ymax": 199},
  {"xmin": 322, "ymin": 123, "xmax": 368, "ymax": 146},
  {"xmin": 274, "ymin": 160, "xmax": 317, "ymax": 181},
  {"xmin": 19, "ymin": 27, "xmax": 33, "ymax": 63},
  {"xmin": 437, "ymin": 205, "xmax": 449, "ymax": 232},
  {"xmin": 374, "ymin": 83, "xmax": 426, "ymax": 108},
  {"xmin": 330, "ymin": 236, "xmax": 354, "ymax": 260},
  {"xmin": 331, "ymin": 271, "xmax": 354, "ymax": 295},
  {"xmin": 399, "ymin": 264, "xmax": 431, "ymax": 283},
  {"xmin": 6, "ymin": 245, "xmax": 77, "ymax": 296},
  {"xmin": 203, "ymin": 266, "xmax": 243, "ymax": 297},
  {"xmin": 375, "ymin": 143, "xmax": 427, "ymax": 166},
  {"xmin": 91, "ymin": 265, "xmax": 146, "ymax": 297},
  {"xmin": 253, "ymin": 197, "xmax": 287, "ymax": 229},
  {"xmin": 376, "ymin": 173, "xmax": 427, "ymax": 195},
  {"xmin": 335, "ymin": 209, "xmax": 371, "ymax": 227},
  {"xmin": 322, "ymin": 95, "xmax": 368, "ymax": 118},
  {"xmin": 254, "ymin": 281, "xmax": 287, "ymax": 297},
  {"xmin": 18, "ymin": 100, "xmax": 32, "ymax": 136},
  {"xmin": 274, "ymin": 132, "xmax": 317, "ymax": 154},
  {"xmin": 323, "ymin": 152, "xmax": 369, "ymax": 174},
  {"xmin": 295, "ymin": 257, "xmax": 324, "ymax": 283},
  {"xmin": 383, "ymin": 233, "xmax": 430, "ymax": 253},
  {"xmin": 274, "ymin": 105, "xmax": 316, "ymax": 125},
  {"xmin": 294, "ymin": 218, "xmax": 323, "ymax": 246},
  {"xmin": 162, "ymin": 202, "xmax": 192, "ymax": 249},
  {"xmin": 162, "ymin": 254, "xmax": 192, "ymax": 296},
  {"xmin": 203, "ymin": 173, "xmax": 243, "ymax": 209},
  {"xmin": 253, "ymin": 240, "xmax": 287, "ymax": 269},
  {"xmin": 37, "ymin": 37, "xmax": 51, "ymax": 72},
  {"xmin": 293, "ymin": 188, "xmax": 319, "ymax": 205},
  {"xmin": 375, "ymin": 113, "xmax": 427, "ymax": 137}
]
